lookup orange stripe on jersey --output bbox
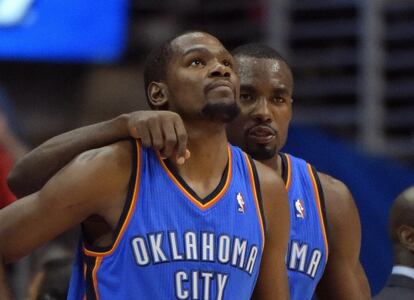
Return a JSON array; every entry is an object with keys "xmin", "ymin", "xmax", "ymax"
[
  {"xmin": 244, "ymin": 153, "xmax": 265, "ymax": 250},
  {"xmin": 284, "ymin": 154, "xmax": 292, "ymax": 191},
  {"xmin": 158, "ymin": 145, "xmax": 233, "ymax": 210},
  {"xmin": 83, "ymin": 140, "xmax": 142, "ymax": 257},
  {"xmin": 307, "ymin": 164, "xmax": 329, "ymax": 261},
  {"xmin": 92, "ymin": 257, "xmax": 102, "ymax": 299}
]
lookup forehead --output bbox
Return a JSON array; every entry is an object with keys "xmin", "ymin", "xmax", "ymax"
[
  {"xmin": 170, "ymin": 32, "xmax": 229, "ymax": 58},
  {"xmin": 236, "ymin": 56, "xmax": 293, "ymax": 87}
]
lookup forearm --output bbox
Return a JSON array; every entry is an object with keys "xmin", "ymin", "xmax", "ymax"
[{"xmin": 8, "ymin": 114, "xmax": 129, "ymax": 197}]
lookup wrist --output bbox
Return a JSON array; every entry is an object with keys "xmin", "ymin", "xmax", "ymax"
[{"xmin": 113, "ymin": 113, "xmax": 132, "ymax": 139}]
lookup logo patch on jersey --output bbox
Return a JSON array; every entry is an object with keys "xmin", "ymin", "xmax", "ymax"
[
  {"xmin": 236, "ymin": 192, "xmax": 245, "ymax": 213},
  {"xmin": 295, "ymin": 199, "xmax": 305, "ymax": 219}
]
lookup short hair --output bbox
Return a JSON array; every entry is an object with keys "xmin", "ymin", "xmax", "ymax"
[{"xmin": 231, "ymin": 43, "xmax": 289, "ymax": 65}]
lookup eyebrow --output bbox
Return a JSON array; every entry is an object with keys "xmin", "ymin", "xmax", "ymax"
[
  {"xmin": 239, "ymin": 85, "xmax": 257, "ymax": 94},
  {"xmin": 273, "ymin": 87, "xmax": 289, "ymax": 94},
  {"xmin": 240, "ymin": 84, "xmax": 290, "ymax": 95},
  {"xmin": 182, "ymin": 47, "xmax": 231, "ymax": 58}
]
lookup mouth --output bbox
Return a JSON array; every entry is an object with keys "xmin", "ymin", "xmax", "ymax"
[
  {"xmin": 247, "ymin": 125, "xmax": 277, "ymax": 145},
  {"xmin": 205, "ymin": 80, "xmax": 234, "ymax": 94}
]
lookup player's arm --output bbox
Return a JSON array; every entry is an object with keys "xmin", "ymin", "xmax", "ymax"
[
  {"xmin": 0, "ymin": 141, "xmax": 132, "ymax": 296},
  {"xmin": 315, "ymin": 173, "xmax": 371, "ymax": 300},
  {"xmin": 252, "ymin": 161, "xmax": 290, "ymax": 300},
  {"xmin": 8, "ymin": 111, "xmax": 188, "ymax": 197}
]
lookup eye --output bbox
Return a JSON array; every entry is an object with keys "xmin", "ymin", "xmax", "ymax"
[
  {"xmin": 223, "ymin": 60, "xmax": 233, "ymax": 68},
  {"xmin": 190, "ymin": 59, "xmax": 204, "ymax": 67},
  {"xmin": 272, "ymin": 96, "xmax": 286, "ymax": 104},
  {"xmin": 240, "ymin": 93, "xmax": 254, "ymax": 102}
]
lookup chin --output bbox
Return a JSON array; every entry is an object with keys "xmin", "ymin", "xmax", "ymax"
[
  {"xmin": 247, "ymin": 144, "xmax": 278, "ymax": 160},
  {"xmin": 201, "ymin": 101, "xmax": 240, "ymax": 123}
]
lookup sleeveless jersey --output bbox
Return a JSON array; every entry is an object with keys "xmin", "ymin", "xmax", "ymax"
[
  {"xmin": 280, "ymin": 153, "xmax": 329, "ymax": 300},
  {"xmin": 68, "ymin": 141, "xmax": 266, "ymax": 300}
]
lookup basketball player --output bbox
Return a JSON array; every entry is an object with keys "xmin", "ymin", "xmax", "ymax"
[
  {"xmin": 0, "ymin": 32, "xmax": 290, "ymax": 299},
  {"xmin": 8, "ymin": 43, "xmax": 370, "ymax": 299},
  {"xmin": 228, "ymin": 44, "xmax": 371, "ymax": 299},
  {"xmin": 374, "ymin": 186, "xmax": 414, "ymax": 300}
]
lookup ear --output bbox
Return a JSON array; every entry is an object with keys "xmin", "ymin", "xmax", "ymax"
[
  {"xmin": 398, "ymin": 225, "xmax": 414, "ymax": 251},
  {"xmin": 147, "ymin": 82, "xmax": 169, "ymax": 109}
]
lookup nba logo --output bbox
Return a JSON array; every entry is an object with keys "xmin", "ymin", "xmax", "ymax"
[
  {"xmin": 236, "ymin": 192, "xmax": 245, "ymax": 213},
  {"xmin": 295, "ymin": 199, "xmax": 305, "ymax": 219}
]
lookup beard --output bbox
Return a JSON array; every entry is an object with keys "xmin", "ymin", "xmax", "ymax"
[
  {"xmin": 245, "ymin": 141, "xmax": 278, "ymax": 160},
  {"xmin": 200, "ymin": 101, "xmax": 240, "ymax": 123}
]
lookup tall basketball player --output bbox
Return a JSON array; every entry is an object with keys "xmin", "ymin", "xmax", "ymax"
[{"xmin": 0, "ymin": 32, "xmax": 290, "ymax": 299}]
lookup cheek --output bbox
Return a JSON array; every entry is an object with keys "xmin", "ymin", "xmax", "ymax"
[
  {"xmin": 278, "ymin": 116, "xmax": 291, "ymax": 144},
  {"xmin": 273, "ymin": 108, "xmax": 291, "ymax": 134},
  {"xmin": 239, "ymin": 102, "xmax": 255, "ymax": 115},
  {"xmin": 172, "ymin": 69, "xmax": 204, "ymax": 91},
  {"xmin": 278, "ymin": 106, "xmax": 292, "ymax": 122},
  {"xmin": 170, "ymin": 78, "xmax": 204, "ymax": 101}
]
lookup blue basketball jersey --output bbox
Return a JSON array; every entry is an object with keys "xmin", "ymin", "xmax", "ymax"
[
  {"xmin": 68, "ymin": 141, "xmax": 266, "ymax": 300},
  {"xmin": 280, "ymin": 153, "xmax": 329, "ymax": 300}
]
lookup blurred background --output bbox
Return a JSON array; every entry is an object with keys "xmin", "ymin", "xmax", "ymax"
[{"xmin": 1, "ymin": 0, "xmax": 414, "ymax": 298}]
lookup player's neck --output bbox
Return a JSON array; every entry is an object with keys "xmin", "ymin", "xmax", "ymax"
[
  {"xmin": 394, "ymin": 246, "xmax": 414, "ymax": 268},
  {"xmin": 169, "ymin": 125, "xmax": 229, "ymax": 198},
  {"xmin": 258, "ymin": 155, "xmax": 282, "ymax": 177},
  {"xmin": 179, "ymin": 125, "xmax": 229, "ymax": 171}
]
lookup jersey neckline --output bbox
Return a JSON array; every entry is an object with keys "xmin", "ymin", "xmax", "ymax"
[{"xmin": 158, "ymin": 145, "xmax": 232, "ymax": 210}]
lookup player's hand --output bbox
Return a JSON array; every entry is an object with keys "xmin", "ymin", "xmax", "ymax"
[{"xmin": 126, "ymin": 111, "xmax": 190, "ymax": 164}]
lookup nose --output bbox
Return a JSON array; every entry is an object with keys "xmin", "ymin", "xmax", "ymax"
[
  {"xmin": 209, "ymin": 61, "xmax": 231, "ymax": 78},
  {"xmin": 251, "ymin": 98, "xmax": 271, "ymax": 123}
]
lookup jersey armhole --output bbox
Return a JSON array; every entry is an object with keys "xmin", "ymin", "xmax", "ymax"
[
  {"xmin": 310, "ymin": 166, "xmax": 329, "ymax": 251},
  {"xmin": 279, "ymin": 152, "xmax": 292, "ymax": 190},
  {"xmin": 246, "ymin": 155, "xmax": 267, "ymax": 235},
  {"xmin": 83, "ymin": 139, "xmax": 141, "ymax": 255}
]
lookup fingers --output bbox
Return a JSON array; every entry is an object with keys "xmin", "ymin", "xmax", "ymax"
[
  {"xmin": 134, "ymin": 122, "xmax": 151, "ymax": 148},
  {"xmin": 127, "ymin": 111, "xmax": 190, "ymax": 164},
  {"xmin": 159, "ymin": 121, "xmax": 177, "ymax": 159},
  {"xmin": 147, "ymin": 117, "xmax": 163, "ymax": 151},
  {"xmin": 173, "ymin": 118, "xmax": 189, "ymax": 164}
]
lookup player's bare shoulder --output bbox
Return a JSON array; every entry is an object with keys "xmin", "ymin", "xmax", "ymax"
[
  {"xmin": 317, "ymin": 172, "xmax": 358, "ymax": 222},
  {"xmin": 73, "ymin": 139, "xmax": 133, "ymax": 172},
  {"xmin": 253, "ymin": 159, "xmax": 285, "ymax": 189},
  {"xmin": 60, "ymin": 140, "xmax": 135, "ymax": 209},
  {"xmin": 251, "ymin": 158, "xmax": 289, "ymax": 228},
  {"xmin": 63, "ymin": 139, "xmax": 135, "ymax": 221}
]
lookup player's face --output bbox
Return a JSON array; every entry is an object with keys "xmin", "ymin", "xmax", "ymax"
[
  {"xmin": 227, "ymin": 57, "xmax": 293, "ymax": 160},
  {"xmin": 165, "ymin": 32, "xmax": 240, "ymax": 123}
]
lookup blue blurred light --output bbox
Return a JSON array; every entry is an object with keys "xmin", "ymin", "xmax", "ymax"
[{"xmin": 0, "ymin": 0, "xmax": 128, "ymax": 62}]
